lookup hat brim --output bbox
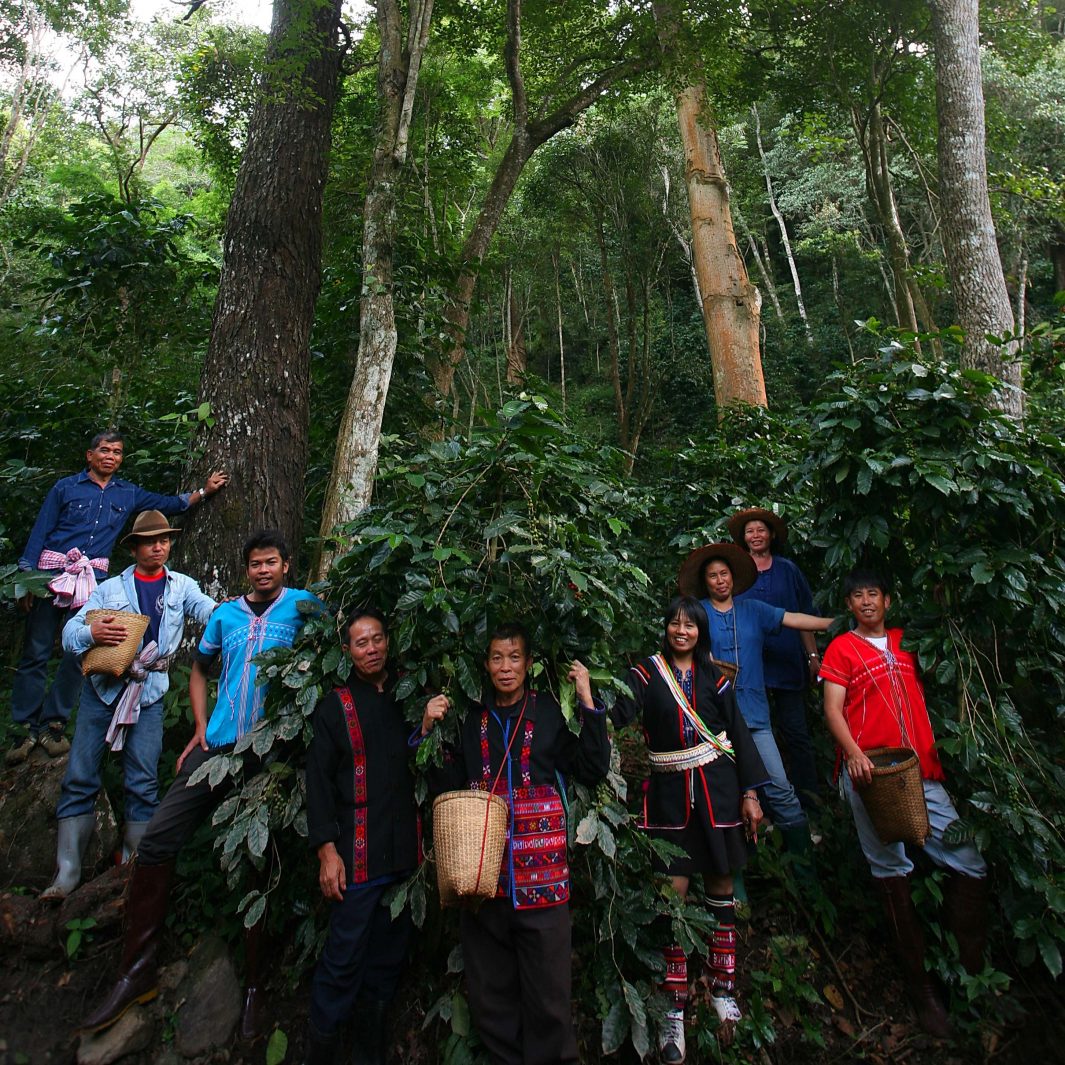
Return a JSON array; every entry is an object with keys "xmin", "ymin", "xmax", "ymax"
[
  {"xmin": 727, "ymin": 508, "xmax": 788, "ymax": 548},
  {"xmin": 677, "ymin": 543, "xmax": 758, "ymax": 598},
  {"xmin": 120, "ymin": 525, "xmax": 183, "ymax": 547}
]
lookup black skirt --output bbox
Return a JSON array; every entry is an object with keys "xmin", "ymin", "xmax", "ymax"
[{"xmin": 647, "ymin": 819, "xmax": 749, "ymax": 878}]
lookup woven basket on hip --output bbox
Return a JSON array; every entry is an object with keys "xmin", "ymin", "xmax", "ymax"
[
  {"xmin": 81, "ymin": 610, "xmax": 150, "ymax": 678},
  {"xmin": 432, "ymin": 789, "xmax": 509, "ymax": 907},
  {"xmin": 712, "ymin": 658, "xmax": 738, "ymax": 683},
  {"xmin": 855, "ymin": 746, "xmax": 930, "ymax": 847}
]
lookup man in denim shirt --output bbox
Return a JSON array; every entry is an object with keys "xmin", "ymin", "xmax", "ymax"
[
  {"xmin": 41, "ymin": 511, "xmax": 218, "ymax": 900},
  {"xmin": 7, "ymin": 431, "xmax": 225, "ymax": 764}
]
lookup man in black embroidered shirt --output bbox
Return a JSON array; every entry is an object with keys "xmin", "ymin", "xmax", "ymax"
[
  {"xmin": 304, "ymin": 607, "xmax": 421, "ymax": 1065},
  {"xmin": 423, "ymin": 622, "xmax": 610, "ymax": 1065}
]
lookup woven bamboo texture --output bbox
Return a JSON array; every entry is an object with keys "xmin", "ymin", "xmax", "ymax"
[
  {"xmin": 857, "ymin": 746, "xmax": 931, "ymax": 847},
  {"xmin": 433, "ymin": 789, "xmax": 508, "ymax": 906},
  {"xmin": 81, "ymin": 610, "xmax": 150, "ymax": 678}
]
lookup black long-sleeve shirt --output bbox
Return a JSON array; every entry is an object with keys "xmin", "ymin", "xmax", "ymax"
[{"xmin": 306, "ymin": 678, "xmax": 420, "ymax": 886}]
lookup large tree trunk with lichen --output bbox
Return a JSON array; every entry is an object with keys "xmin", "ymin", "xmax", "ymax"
[
  {"xmin": 183, "ymin": 0, "xmax": 343, "ymax": 593},
  {"xmin": 928, "ymin": 0, "xmax": 1022, "ymax": 419},
  {"xmin": 652, "ymin": 0, "xmax": 765, "ymax": 408},
  {"xmin": 315, "ymin": 0, "xmax": 434, "ymax": 577},
  {"xmin": 675, "ymin": 85, "xmax": 766, "ymax": 408}
]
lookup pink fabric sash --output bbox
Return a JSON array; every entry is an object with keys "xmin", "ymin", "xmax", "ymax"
[
  {"xmin": 104, "ymin": 641, "xmax": 172, "ymax": 751},
  {"xmin": 39, "ymin": 549, "xmax": 109, "ymax": 609}
]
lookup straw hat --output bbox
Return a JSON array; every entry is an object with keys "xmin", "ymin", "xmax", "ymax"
[
  {"xmin": 727, "ymin": 507, "xmax": 788, "ymax": 548},
  {"xmin": 120, "ymin": 510, "xmax": 183, "ymax": 546},
  {"xmin": 677, "ymin": 543, "xmax": 758, "ymax": 598}
]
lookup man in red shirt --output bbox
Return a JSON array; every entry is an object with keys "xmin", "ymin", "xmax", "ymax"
[{"xmin": 820, "ymin": 569, "xmax": 987, "ymax": 1040}]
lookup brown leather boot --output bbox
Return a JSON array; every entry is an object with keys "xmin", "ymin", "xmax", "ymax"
[
  {"xmin": 944, "ymin": 873, "xmax": 988, "ymax": 975},
  {"xmin": 238, "ymin": 912, "xmax": 267, "ymax": 1041},
  {"xmin": 80, "ymin": 861, "xmax": 174, "ymax": 1034},
  {"xmin": 875, "ymin": 875, "xmax": 953, "ymax": 1040}
]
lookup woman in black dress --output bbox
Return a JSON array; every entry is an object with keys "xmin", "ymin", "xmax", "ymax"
[{"xmin": 611, "ymin": 596, "xmax": 768, "ymax": 1062}]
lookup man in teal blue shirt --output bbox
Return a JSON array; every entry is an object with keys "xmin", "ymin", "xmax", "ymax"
[{"xmin": 81, "ymin": 530, "xmax": 324, "ymax": 1040}]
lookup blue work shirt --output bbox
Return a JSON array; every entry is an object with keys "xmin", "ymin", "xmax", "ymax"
[
  {"xmin": 63, "ymin": 566, "xmax": 217, "ymax": 707},
  {"xmin": 699, "ymin": 596, "xmax": 785, "ymax": 730},
  {"xmin": 19, "ymin": 470, "xmax": 191, "ymax": 571},
  {"xmin": 197, "ymin": 588, "xmax": 325, "ymax": 748},
  {"xmin": 735, "ymin": 556, "xmax": 817, "ymax": 692}
]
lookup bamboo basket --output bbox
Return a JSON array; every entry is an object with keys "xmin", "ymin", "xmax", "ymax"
[
  {"xmin": 856, "ymin": 747, "xmax": 930, "ymax": 847},
  {"xmin": 81, "ymin": 610, "xmax": 150, "ymax": 678},
  {"xmin": 432, "ymin": 789, "xmax": 509, "ymax": 906},
  {"xmin": 712, "ymin": 658, "xmax": 738, "ymax": 683}
]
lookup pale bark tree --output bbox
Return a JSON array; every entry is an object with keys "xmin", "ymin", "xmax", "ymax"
[
  {"xmin": 928, "ymin": 0, "xmax": 1022, "ymax": 418},
  {"xmin": 653, "ymin": 0, "xmax": 766, "ymax": 408},
  {"xmin": 315, "ymin": 0, "xmax": 434, "ymax": 575},
  {"xmin": 751, "ymin": 103, "xmax": 812, "ymax": 344},
  {"xmin": 429, "ymin": 0, "xmax": 657, "ymax": 399},
  {"xmin": 504, "ymin": 267, "xmax": 528, "ymax": 384},
  {"xmin": 183, "ymin": 0, "xmax": 345, "ymax": 592}
]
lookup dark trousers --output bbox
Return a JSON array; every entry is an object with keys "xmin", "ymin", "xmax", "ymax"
[
  {"xmin": 137, "ymin": 744, "xmax": 244, "ymax": 866},
  {"xmin": 11, "ymin": 597, "xmax": 83, "ymax": 729},
  {"xmin": 308, "ymin": 880, "xmax": 413, "ymax": 1035},
  {"xmin": 767, "ymin": 687, "xmax": 821, "ymax": 810},
  {"xmin": 460, "ymin": 899, "xmax": 578, "ymax": 1065}
]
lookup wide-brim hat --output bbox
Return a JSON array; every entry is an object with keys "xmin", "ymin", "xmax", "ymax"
[
  {"xmin": 677, "ymin": 542, "xmax": 758, "ymax": 598},
  {"xmin": 120, "ymin": 510, "xmax": 183, "ymax": 546},
  {"xmin": 727, "ymin": 507, "xmax": 788, "ymax": 548}
]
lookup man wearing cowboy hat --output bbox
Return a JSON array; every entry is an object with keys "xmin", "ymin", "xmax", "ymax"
[
  {"xmin": 41, "ymin": 511, "xmax": 218, "ymax": 900},
  {"xmin": 7, "ymin": 429, "xmax": 226, "ymax": 766},
  {"xmin": 679, "ymin": 543, "xmax": 830, "ymax": 875}
]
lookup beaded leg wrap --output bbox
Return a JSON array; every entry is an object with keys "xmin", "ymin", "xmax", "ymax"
[
  {"xmin": 706, "ymin": 895, "xmax": 737, "ymax": 995},
  {"xmin": 660, "ymin": 945, "xmax": 689, "ymax": 1009}
]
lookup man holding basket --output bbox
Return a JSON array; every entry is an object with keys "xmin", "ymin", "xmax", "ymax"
[
  {"xmin": 423, "ymin": 623, "xmax": 609, "ymax": 1065},
  {"xmin": 820, "ymin": 568, "xmax": 988, "ymax": 1039},
  {"xmin": 43, "ymin": 510, "xmax": 217, "ymax": 900}
]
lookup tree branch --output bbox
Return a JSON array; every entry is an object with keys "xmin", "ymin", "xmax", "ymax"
[{"xmin": 504, "ymin": 0, "xmax": 528, "ymax": 131}]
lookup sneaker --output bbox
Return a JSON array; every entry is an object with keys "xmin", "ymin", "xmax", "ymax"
[
  {"xmin": 711, "ymin": 993, "xmax": 742, "ymax": 1024},
  {"xmin": 658, "ymin": 1008, "xmax": 685, "ymax": 1064},
  {"xmin": 39, "ymin": 724, "xmax": 71, "ymax": 757},
  {"xmin": 4, "ymin": 732, "xmax": 37, "ymax": 766}
]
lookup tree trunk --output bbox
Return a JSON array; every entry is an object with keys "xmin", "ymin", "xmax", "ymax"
[
  {"xmin": 929, "ymin": 0, "xmax": 1022, "ymax": 418},
  {"xmin": 652, "ymin": 0, "xmax": 765, "ymax": 408},
  {"xmin": 504, "ymin": 268, "xmax": 527, "ymax": 382},
  {"xmin": 315, "ymin": 0, "xmax": 434, "ymax": 576},
  {"xmin": 428, "ymin": 0, "xmax": 656, "ymax": 400},
  {"xmin": 751, "ymin": 104, "xmax": 812, "ymax": 344},
  {"xmin": 674, "ymin": 85, "xmax": 766, "ymax": 408},
  {"xmin": 183, "ymin": 0, "xmax": 344, "ymax": 593}
]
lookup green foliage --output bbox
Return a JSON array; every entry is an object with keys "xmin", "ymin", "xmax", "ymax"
[{"xmin": 64, "ymin": 916, "xmax": 97, "ymax": 958}]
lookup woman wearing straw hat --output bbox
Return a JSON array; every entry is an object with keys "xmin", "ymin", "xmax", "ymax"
[
  {"xmin": 610, "ymin": 595, "xmax": 768, "ymax": 1060},
  {"xmin": 727, "ymin": 507, "xmax": 823, "ymax": 812},
  {"xmin": 679, "ymin": 544, "xmax": 831, "ymax": 881}
]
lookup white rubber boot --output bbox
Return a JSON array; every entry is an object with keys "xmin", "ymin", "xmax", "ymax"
[
  {"xmin": 122, "ymin": 821, "xmax": 150, "ymax": 863},
  {"xmin": 41, "ymin": 814, "xmax": 95, "ymax": 900}
]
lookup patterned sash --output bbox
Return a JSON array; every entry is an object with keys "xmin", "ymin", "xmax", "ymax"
[
  {"xmin": 478, "ymin": 697, "xmax": 570, "ymax": 910},
  {"xmin": 649, "ymin": 654, "xmax": 734, "ymax": 760},
  {"xmin": 337, "ymin": 687, "xmax": 369, "ymax": 883}
]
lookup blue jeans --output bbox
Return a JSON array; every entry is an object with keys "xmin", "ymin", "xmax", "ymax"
[
  {"xmin": 11, "ymin": 596, "xmax": 84, "ymax": 731},
  {"xmin": 840, "ymin": 772, "xmax": 987, "ymax": 879},
  {"xmin": 749, "ymin": 727, "xmax": 808, "ymax": 830},
  {"xmin": 55, "ymin": 682, "xmax": 165, "ymax": 823},
  {"xmin": 767, "ymin": 687, "xmax": 822, "ymax": 810},
  {"xmin": 309, "ymin": 879, "xmax": 413, "ymax": 1035}
]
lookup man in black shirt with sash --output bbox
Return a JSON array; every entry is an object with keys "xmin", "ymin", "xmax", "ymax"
[{"xmin": 304, "ymin": 607, "xmax": 421, "ymax": 1065}]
